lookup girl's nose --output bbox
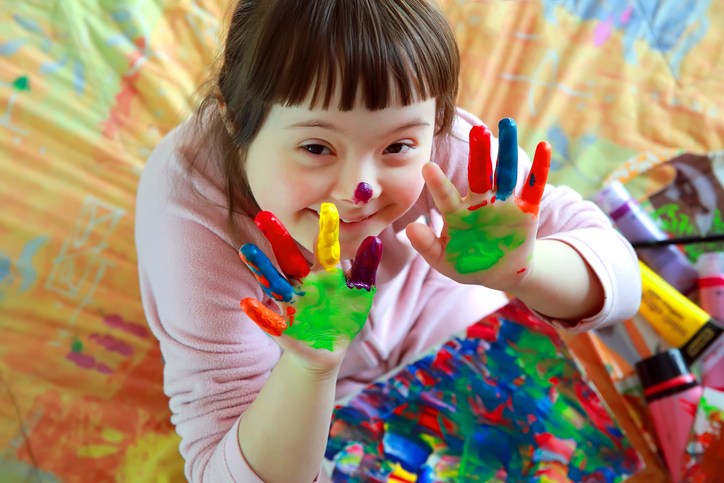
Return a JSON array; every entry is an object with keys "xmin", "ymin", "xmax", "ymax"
[{"xmin": 331, "ymin": 161, "xmax": 381, "ymax": 206}]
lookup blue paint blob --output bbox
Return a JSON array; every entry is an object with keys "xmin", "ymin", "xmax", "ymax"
[{"xmin": 382, "ymin": 432, "xmax": 432, "ymax": 472}]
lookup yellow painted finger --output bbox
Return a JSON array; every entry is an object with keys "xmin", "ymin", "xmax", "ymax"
[{"xmin": 317, "ymin": 202, "xmax": 340, "ymax": 271}]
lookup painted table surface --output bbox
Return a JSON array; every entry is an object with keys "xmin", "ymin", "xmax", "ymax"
[
  {"xmin": 2, "ymin": 0, "xmax": 723, "ymax": 481},
  {"xmin": 323, "ymin": 299, "xmax": 645, "ymax": 482}
]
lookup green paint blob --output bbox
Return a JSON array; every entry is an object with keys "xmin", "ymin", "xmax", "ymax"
[
  {"xmin": 445, "ymin": 209, "xmax": 527, "ymax": 274},
  {"xmin": 71, "ymin": 338, "xmax": 83, "ymax": 353},
  {"xmin": 12, "ymin": 76, "xmax": 30, "ymax": 92},
  {"xmin": 284, "ymin": 270, "xmax": 375, "ymax": 351}
]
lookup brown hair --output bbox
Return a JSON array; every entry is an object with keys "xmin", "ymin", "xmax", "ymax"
[{"xmin": 185, "ymin": 0, "xmax": 460, "ymax": 219}]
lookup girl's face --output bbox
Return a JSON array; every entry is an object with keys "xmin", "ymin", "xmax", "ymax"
[{"xmin": 245, "ymin": 92, "xmax": 437, "ymax": 259}]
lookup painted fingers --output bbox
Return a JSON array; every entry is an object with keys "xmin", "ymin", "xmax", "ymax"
[
  {"xmin": 468, "ymin": 118, "xmax": 550, "ymax": 214},
  {"xmin": 238, "ymin": 203, "xmax": 383, "ymax": 343}
]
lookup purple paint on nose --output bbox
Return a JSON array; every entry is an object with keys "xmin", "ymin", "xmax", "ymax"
[{"xmin": 353, "ymin": 182, "xmax": 373, "ymax": 204}]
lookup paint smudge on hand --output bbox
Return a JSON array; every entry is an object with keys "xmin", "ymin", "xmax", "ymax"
[
  {"xmin": 284, "ymin": 270, "xmax": 375, "ymax": 351},
  {"xmin": 446, "ymin": 208, "xmax": 527, "ymax": 274}
]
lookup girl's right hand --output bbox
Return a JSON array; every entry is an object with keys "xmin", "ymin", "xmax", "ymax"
[{"xmin": 238, "ymin": 203, "xmax": 383, "ymax": 374}]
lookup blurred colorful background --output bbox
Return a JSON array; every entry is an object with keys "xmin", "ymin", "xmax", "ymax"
[{"xmin": 1, "ymin": 0, "xmax": 723, "ymax": 481}]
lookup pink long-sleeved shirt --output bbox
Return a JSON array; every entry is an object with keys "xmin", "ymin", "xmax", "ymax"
[{"xmin": 135, "ymin": 108, "xmax": 641, "ymax": 482}]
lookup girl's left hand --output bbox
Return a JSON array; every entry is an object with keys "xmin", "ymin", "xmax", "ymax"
[{"xmin": 406, "ymin": 118, "xmax": 551, "ymax": 292}]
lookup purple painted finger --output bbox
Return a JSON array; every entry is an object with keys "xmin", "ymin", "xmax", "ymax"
[{"xmin": 347, "ymin": 236, "xmax": 383, "ymax": 290}]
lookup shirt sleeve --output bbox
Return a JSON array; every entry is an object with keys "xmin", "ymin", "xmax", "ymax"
[
  {"xmin": 432, "ymin": 108, "xmax": 641, "ymax": 330},
  {"xmin": 135, "ymin": 131, "xmax": 279, "ymax": 482}
]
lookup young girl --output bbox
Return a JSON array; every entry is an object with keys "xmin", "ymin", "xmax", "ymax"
[{"xmin": 135, "ymin": 0, "xmax": 641, "ymax": 481}]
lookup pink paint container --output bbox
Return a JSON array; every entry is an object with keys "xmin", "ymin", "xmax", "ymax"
[
  {"xmin": 696, "ymin": 252, "xmax": 724, "ymax": 391},
  {"xmin": 636, "ymin": 349, "xmax": 703, "ymax": 482}
]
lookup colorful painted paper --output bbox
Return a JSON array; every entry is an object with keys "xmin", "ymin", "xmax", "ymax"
[
  {"xmin": 682, "ymin": 387, "xmax": 724, "ymax": 482},
  {"xmin": 325, "ymin": 300, "xmax": 643, "ymax": 482}
]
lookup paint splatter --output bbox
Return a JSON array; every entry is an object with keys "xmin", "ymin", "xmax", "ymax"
[
  {"xmin": 325, "ymin": 300, "xmax": 642, "ymax": 481},
  {"xmin": 66, "ymin": 351, "xmax": 113, "ymax": 374},
  {"xmin": 89, "ymin": 333, "xmax": 133, "ymax": 356},
  {"xmin": 103, "ymin": 314, "xmax": 150, "ymax": 338}
]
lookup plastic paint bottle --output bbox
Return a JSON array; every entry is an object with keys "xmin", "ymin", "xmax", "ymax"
[
  {"xmin": 638, "ymin": 261, "xmax": 723, "ymax": 366},
  {"xmin": 696, "ymin": 252, "xmax": 724, "ymax": 391},
  {"xmin": 595, "ymin": 181, "xmax": 698, "ymax": 294},
  {"xmin": 635, "ymin": 349, "xmax": 703, "ymax": 482}
]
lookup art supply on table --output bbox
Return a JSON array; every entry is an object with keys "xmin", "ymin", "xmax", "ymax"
[
  {"xmin": 681, "ymin": 386, "xmax": 724, "ymax": 481},
  {"xmin": 696, "ymin": 252, "xmax": 724, "ymax": 391},
  {"xmin": 635, "ymin": 349, "xmax": 703, "ymax": 482},
  {"xmin": 639, "ymin": 261, "xmax": 723, "ymax": 365},
  {"xmin": 697, "ymin": 252, "xmax": 724, "ymax": 322},
  {"xmin": 631, "ymin": 233, "xmax": 724, "ymax": 249},
  {"xmin": 324, "ymin": 299, "xmax": 643, "ymax": 482},
  {"xmin": 595, "ymin": 181, "xmax": 698, "ymax": 295},
  {"xmin": 594, "ymin": 314, "xmax": 665, "ymax": 367}
]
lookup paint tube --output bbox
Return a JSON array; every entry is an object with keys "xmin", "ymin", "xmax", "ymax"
[
  {"xmin": 595, "ymin": 181, "xmax": 698, "ymax": 294},
  {"xmin": 696, "ymin": 252, "xmax": 724, "ymax": 391},
  {"xmin": 638, "ymin": 261, "xmax": 723, "ymax": 366},
  {"xmin": 635, "ymin": 349, "xmax": 703, "ymax": 483}
]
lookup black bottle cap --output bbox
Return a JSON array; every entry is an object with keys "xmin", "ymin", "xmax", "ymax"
[{"xmin": 635, "ymin": 349, "xmax": 692, "ymax": 392}]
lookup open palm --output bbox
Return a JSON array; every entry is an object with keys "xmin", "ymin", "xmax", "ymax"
[
  {"xmin": 407, "ymin": 118, "xmax": 551, "ymax": 292},
  {"xmin": 239, "ymin": 203, "xmax": 382, "ymax": 371}
]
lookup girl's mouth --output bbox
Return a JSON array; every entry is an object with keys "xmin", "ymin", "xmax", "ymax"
[{"xmin": 307, "ymin": 208, "xmax": 373, "ymax": 225}]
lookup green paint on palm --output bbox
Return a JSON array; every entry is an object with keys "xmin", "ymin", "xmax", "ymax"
[
  {"xmin": 445, "ymin": 209, "xmax": 526, "ymax": 274},
  {"xmin": 284, "ymin": 270, "xmax": 375, "ymax": 351}
]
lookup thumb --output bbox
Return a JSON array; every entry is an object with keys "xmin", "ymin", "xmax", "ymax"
[{"xmin": 406, "ymin": 222, "xmax": 445, "ymax": 266}]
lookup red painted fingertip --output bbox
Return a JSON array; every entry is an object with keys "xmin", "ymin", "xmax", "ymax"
[
  {"xmin": 519, "ymin": 141, "xmax": 551, "ymax": 214},
  {"xmin": 468, "ymin": 125, "xmax": 493, "ymax": 194},
  {"xmin": 241, "ymin": 298, "xmax": 287, "ymax": 337},
  {"xmin": 254, "ymin": 211, "xmax": 310, "ymax": 280}
]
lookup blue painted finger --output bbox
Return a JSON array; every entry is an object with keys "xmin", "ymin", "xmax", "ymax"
[
  {"xmin": 239, "ymin": 243, "xmax": 296, "ymax": 302},
  {"xmin": 495, "ymin": 118, "xmax": 518, "ymax": 201}
]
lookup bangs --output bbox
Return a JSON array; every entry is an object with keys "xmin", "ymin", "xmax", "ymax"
[{"xmin": 248, "ymin": 0, "xmax": 459, "ymax": 111}]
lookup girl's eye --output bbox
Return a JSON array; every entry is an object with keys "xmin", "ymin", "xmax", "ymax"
[
  {"xmin": 384, "ymin": 142, "xmax": 413, "ymax": 154},
  {"xmin": 302, "ymin": 144, "xmax": 331, "ymax": 155}
]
